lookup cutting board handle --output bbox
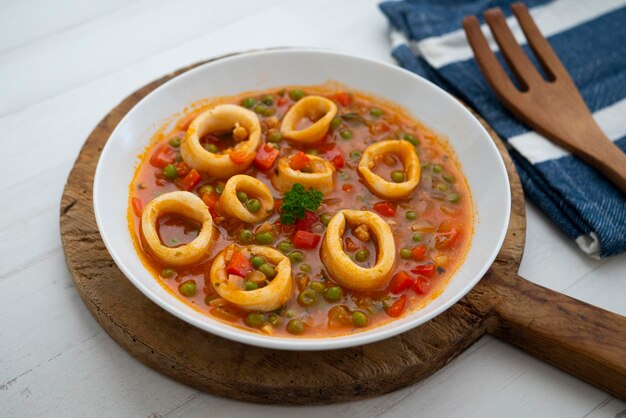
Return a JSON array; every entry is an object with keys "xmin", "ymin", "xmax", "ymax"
[{"xmin": 483, "ymin": 269, "xmax": 626, "ymax": 399}]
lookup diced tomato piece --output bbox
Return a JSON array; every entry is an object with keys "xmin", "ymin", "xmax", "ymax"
[
  {"xmin": 411, "ymin": 263, "xmax": 436, "ymax": 277},
  {"xmin": 149, "ymin": 144, "xmax": 176, "ymax": 168},
  {"xmin": 174, "ymin": 161, "xmax": 190, "ymax": 177},
  {"xmin": 434, "ymin": 230, "xmax": 460, "ymax": 250},
  {"xmin": 290, "ymin": 151, "xmax": 311, "ymax": 171},
  {"xmin": 373, "ymin": 201, "xmax": 397, "ymax": 217},
  {"xmin": 201, "ymin": 192, "xmax": 220, "ymax": 217},
  {"xmin": 389, "ymin": 271, "xmax": 414, "ymax": 294},
  {"xmin": 226, "ymin": 251, "xmax": 253, "ymax": 277},
  {"xmin": 277, "ymin": 97, "xmax": 288, "ymax": 106},
  {"xmin": 274, "ymin": 199, "xmax": 282, "ymax": 211},
  {"xmin": 253, "ymin": 144, "xmax": 280, "ymax": 171},
  {"xmin": 177, "ymin": 169, "xmax": 201, "ymax": 191},
  {"xmin": 412, "ymin": 277, "xmax": 431, "ymax": 295},
  {"xmin": 230, "ymin": 148, "xmax": 253, "ymax": 164},
  {"xmin": 385, "ymin": 294, "xmax": 407, "ymax": 317},
  {"xmin": 293, "ymin": 230, "xmax": 321, "ymax": 249},
  {"xmin": 294, "ymin": 211, "xmax": 318, "ymax": 232},
  {"xmin": 334, "ymin": 92, "xmax": 351, "ymax": 107},
  {"xmin": 332, "ymin": 154, "xmax": 345, "ymax": 169},
  {"xmin": 411, "ymin": 244, "xmax": 427, "ymax": 261},
  {"xmin": 342, "ymin": 184, "xmax": 354, "ymax": 192},
  {"xmin": 131, "ymin": 197, "xmax": 143, "ymax": 217}
]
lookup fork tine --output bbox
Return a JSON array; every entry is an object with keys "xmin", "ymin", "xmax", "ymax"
[
  {"xmin": 511, "ymin": 2, "xmax": 567, "ymax": 80},
  {"xmin": 462, "ymin": 15, "xmax": 519, "ymax": 99},
  {"xmin": 483, "ymin": 8, "xmax": 542, "ymax": 90}
]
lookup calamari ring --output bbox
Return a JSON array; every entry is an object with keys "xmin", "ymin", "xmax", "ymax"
[
  {"xmin": 180, "ymin": 104, "xmax": 261, "ymax": 178},
  {"xmin": 219, "ymin": 175, "xmax": 274, "ymax": 223},
  {"xmin": 321, "ymin": 210, "xmax": 396, "ymax": 291},
  {"xmin": 141, "ymin": 191, "xmax": 214, "ymax": 266},
  {"xmin": 271, "ymin": 154, "xmax": 336, "ymax": 194},
  {"xmin": 280, "ymin": 96, "xmax": 338, "ymax": 144},
  {"xmin": 358, "ymin": 139, "xmax": 421, "ymax": 199},
  {"xmin": 210, "ymin": 246, "xmax": 293, "ymax": 312}
]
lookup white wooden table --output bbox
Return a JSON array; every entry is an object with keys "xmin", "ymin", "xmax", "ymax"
[{"xmin": 1, "ymin": 0, "xmax": 625, "ymax": 416}]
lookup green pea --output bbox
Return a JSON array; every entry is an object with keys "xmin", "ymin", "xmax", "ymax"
[
  {"xmin": 400, "ymin": 248, "xmax": 412, "ymax": 259},
  {"xmin": 245, "ymin": 198, "xmax": 261, "ymax": 213},
  {"xmin": 391, "ymin": 170, "xmax": 406, "ymax": 183},
  {"xmin": 215, "ymin": 183, "xmax": 225, "ymax": 194},
  {"xmin": 300, "ymin": 263, "xmax": 312, "ymax": 273},
  {"xmin": 237, "ymin": 191, "xmax": 248, "ymax": 202},
  {"xmin": 448, "ymin": 192, "xmax": 460, "ymax": 203},
  {"xmin": 262, "ymin": 95, "xmax": 274, "ymax": 105},
  {"xmin": 267, "ymin": 131, "xmax": 282, "ymax": 143},
  {"xmin": 264, "ymin": 107, "xmax": 276, "ymax": 117},
  {"xmin": 268, "ymin": 314, "xmax": 282, "ymax": 326},
  {"xmin": 370, "ymin": 108, "xmax": 384, "ymax": 117},
  {"xmin": 330, "ymin": 117, "xmax": 342, "ymax": 130},
  {"xmin": 253, "ymin": 104, "xmax": 266, "ymax": 114},
  {"xmin": 433, "ymin": 164, "xmax": 443, "ymax": 173},
  {"xmin": 324, "ymin": 286, "xmax": 343, "ymax": 301},
  {"xmin": 340, "ymin": 129, "xmax": 353, "ymax": 140},
  {"xmin": 163, "ymin": 164, "xmax": 178, "ymax": 180},
  {"xmin": 245, "ymin": 281, "xmax": 258, "ymax": 291},
  {"xmin": 245, "ymin": 312, "xmax": 265, "ymax": 327},
  {"xmin": 403, "ymin": 133, "xmax": 419, "ymax": 146},
  {"xmin": 287, "ymin": 319, "xmax": 304, "ymax": 335},
  {"xmin": 277, "ymin": 241, "xmax": 294, "ymax": 254},
  {"xmin": 442, "ymin": 172, "xmax": 456, "ymax": 183},
  {"xmin": 239, "ymin": 229, "xmax": 254, "ymax": 244},
  {"xmin": 169, "ymin": 137, "xmax": 182, "ymax": 148},
  {"xmin": 351, "ymin": 311, "xmax": 369, "ymax": 327},
  {"xmin": 298, "ymin": 289, "xmax": 318, "ymax": 307},
  {"xmin": 255, "ymin": 231, "xmax": 274, "ymax": 245},
  {"xmin": 309, "ymin": 281, "xmax": 325, "ymax": 294},
  {"xmin": 355, "ymin": 249, "xmax": 370, "ymax": 262},
  {"xmin": 178, "ymin": 280, "xmax": 197, "ymax": 297},
  {"xmin": 289, "ymin": 89, "xmax": 306, "ymax": 101},
  {"xmin": 241, "ymin": 97, "xmax": 257, "ymax": 109},
  {"xmin": 405, "ymin": 211, "xmax": 417, "ymax": 220},
  {"xmin": 197, "ymin": 184, "xmax": 214, "ymax": 196},
  {"xmin": 412, "ymin": 233, "xmax": 422, "ymax": 242},
  {"xmin": 320, "ymin": 213, "xmax": 332, "ymax": 226},
  {"xmin": 249, "ymin": 256, "xmax": 264, "ymax": 268},
  {"xmin": 437, "ymin": 183, "xmax": 449, "ymax": 191},
  {"xmin": 206, "ymin": 143, "xmax": 219, "ymax": 153},
  {"xmin": 289, "ymin": 251, "xmax": 304, "ymax": 263},
  {"xmin": 259, "ymin": 263, "xmax": 276, "ymax": 279},
  {"xmin": 349, "ymin": 150, "xmax": 362, "ymax": 159},
  {"xmin": 160, "ymin": 268, "xmax": 175, "ymax": 278}
]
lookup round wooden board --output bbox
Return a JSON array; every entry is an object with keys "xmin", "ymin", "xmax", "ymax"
[{"xmin": 60, "ymin": 55, "xmax": 525, "ymax": 404}]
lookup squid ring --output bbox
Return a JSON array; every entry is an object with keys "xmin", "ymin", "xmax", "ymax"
[
  {"xmin": 271, "ymin": 154, "xmax": 336, "ymax": 194},
  {"xmin": 280, "ymin": 96, "xmax": 338, "ymax": 144},
  {"xmin": 141, "ymin": 191, "xmax": 214, "ymax": 266},
  {"xmin": 321, "ymin": 210, "xmax": 396, "ymax": 291},
  {"xmin": 358, "ymin": 139, "xmax": 421, "ymax": 199},
  {"xmin": 219, "ymin": 175, "xmax": 274, "ymax": 223},
  {"xmin": 180, "ymin": 104, "xmax": 261, "ymax": 178},
  {"xmin": 210, "ymin": 246, "xmax": 293, "ymax": 312}
]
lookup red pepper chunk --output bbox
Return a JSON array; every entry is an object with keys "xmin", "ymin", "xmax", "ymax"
[
  {"xmin": 373, "ymin": 201, "xmax": 397, "ymax": 217},
  {"xmin": 412, "ymin": 277, "xmax": 431, "ymax": 295},
  {"xmin": 411, "ymin": 244, "xmax": 427, "ymax": 261},
  {"xmin": 434, "ymin": 229, "xmax": 460, "ymax": 250},
  {"xmin": 253, "ymin": 144, "xmax": 280, "ymax": 171},
  {"xmin": 149, "ymin": 144, "xmax": 176, "ymax": 168},
  {"xmin": 293, "ymin": 230, "xmax": 321, "ymax": 249},
  {"xmin": 290, "ymin": 151, "xmax": 311, "ymax": 171},
  {"xmin": 131, "ymin": 197, "xmax": 143, "ymax": 217},
  {"xmin": 294, "ymin": 211, "xmax": 318, "ymax": 232},
  {"xmin": 334, "ymin": 92, "xmax": 351, "ymax": 106},
  {"xmin": 177, "ymin": 169, "xmax": 201, "ymax": 191},
  {"xmin": 411, "ymin": 263, "xmax": 436, "ymax": 277},
  {"xmin": 385, "ymin": 294, "xmax": 407, "ymax": 317},
  {"xmin": 389, "ymin": 271, "xmax": 414, "ymax": 294},
  {"xmin": 331, "ymin": 154, "xmax": 345, "ymax": 169},
  {"xmin": 226, "ymin": 251, "xmax": 253, "ymax": 277}
]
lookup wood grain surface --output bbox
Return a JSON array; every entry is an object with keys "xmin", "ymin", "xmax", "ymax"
[{"xmin": 60, "ymin": 57, "xmax": 626, "ymax": 404}]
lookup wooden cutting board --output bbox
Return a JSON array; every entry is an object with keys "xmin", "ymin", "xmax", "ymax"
[{"xmin": 60, "ymin": 54, "xmax": 626, "ymax": 404}]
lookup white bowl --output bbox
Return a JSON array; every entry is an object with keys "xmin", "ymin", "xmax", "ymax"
[{"xmin": 93, "ymin": 49, "xmax": 510, "ymax": 351}]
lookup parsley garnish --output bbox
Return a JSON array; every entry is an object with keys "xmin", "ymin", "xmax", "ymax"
[{"xmin": 279, "ymin": 183, "xmax": 323, "ymax": 225}]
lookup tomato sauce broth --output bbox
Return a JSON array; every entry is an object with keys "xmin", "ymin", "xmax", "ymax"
[{"xmin": 128, "ymin": 85, "xmax": 473, "ymax": 338}]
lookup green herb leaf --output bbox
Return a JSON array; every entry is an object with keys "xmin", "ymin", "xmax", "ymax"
[{"xmin": 279, "ymin": 183, "xmax": 323, "ymax": 225}]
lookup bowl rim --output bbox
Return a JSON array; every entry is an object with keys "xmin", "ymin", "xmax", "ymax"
[{"xmin": 93, "ymin": 48, "xmax": 511, "ymax": 351}]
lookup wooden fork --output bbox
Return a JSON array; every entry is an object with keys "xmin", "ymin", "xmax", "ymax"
[{"xmin": 463, "ymin": 3, "xmax": 626, "ymax": 195}]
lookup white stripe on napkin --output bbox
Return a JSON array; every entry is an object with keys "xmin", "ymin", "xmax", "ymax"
[
  {"xmin": 416, "ymin": 0, "xmax": 626, "ymax": 69},
  {"xmin": 509, "ymin": 97, "xmax": 626, "ymax": 164}
]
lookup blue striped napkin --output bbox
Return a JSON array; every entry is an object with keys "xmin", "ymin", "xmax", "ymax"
[{"xmin": 380, "ymin": 0, "xmax": 626, "ymax": 258}]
